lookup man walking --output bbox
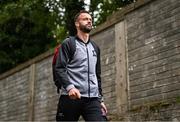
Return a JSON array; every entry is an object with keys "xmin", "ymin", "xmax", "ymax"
[{"xmin": 55, "ymin": 10, "xmax": 107, "ymax": 121}]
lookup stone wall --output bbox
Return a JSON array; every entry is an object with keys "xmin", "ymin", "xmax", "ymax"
[
  {"xmin": 126, "ymin": 0, "xmax": 180, "ymax": 121},
  {"xmin": 0, "ymin": 0, "xmax": 179, "ymax": 121},
  {"xmin": 0, "ymin": 51, "xmax": 58, "ymax": 121},
  {"xmin": 0, "ymin": 68, "xmax": 30, "ymax": 120}
]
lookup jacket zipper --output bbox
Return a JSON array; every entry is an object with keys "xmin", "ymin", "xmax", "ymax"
[{"xmin": 86, "ymin": 44, "xmax": 90, "ymax": 98}]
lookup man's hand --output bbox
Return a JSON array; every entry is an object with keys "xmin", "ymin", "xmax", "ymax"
[
  {"xmin": 68, "ymin": 88, "xmax": 81, "ymax": 99},
  {"xmin": 101, "ymin": 102, "xmax": 108, "ymax": 114}
]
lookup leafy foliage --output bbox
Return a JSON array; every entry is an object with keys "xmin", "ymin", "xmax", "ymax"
[
  {"xmin": 90, "ymin": 0, "xmax": 135, "ymax": 25},
  {"xmin": 0, "ymin": 0, "xmax": 55, "ymax": 73},
  {"xmin": 45, "ymin": 0, "xmax": 85, "ymax": 36},
  {"xmin": 0, "ymin": 0, "xmax": 136, "ymax": 74}
]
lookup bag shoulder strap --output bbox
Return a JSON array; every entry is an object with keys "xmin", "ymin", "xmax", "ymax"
[{"xmin": 66, "ymin": 36, "xmax": 76, "ymax": 61}]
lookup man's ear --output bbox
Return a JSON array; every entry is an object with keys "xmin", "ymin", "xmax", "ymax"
[{"xmin": 75, "ymin": 21, "xmax": 79, "ymax": 27}]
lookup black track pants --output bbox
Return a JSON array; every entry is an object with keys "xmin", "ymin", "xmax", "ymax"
[{"xmin": 56, "ymin": 95, "xmax": 107, "ymax": 122}]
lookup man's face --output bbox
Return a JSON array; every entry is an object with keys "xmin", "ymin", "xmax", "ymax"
[{"xmin": 75, "ymin": 13, "xmax": 92, "ymax": 33}]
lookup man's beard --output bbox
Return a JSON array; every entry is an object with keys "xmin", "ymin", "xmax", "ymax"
[{"xmin": 79, "ymin": 24, "xmax": 92, "ymax": 33}]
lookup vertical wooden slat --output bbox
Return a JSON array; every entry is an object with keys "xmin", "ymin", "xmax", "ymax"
[
  {"xmin": 28, "ymin": 64, "xmax": 35, "ymax": 121},
  {"xmin": 115, "ymin": 21, "xmax": 128, "ymax": 115}
]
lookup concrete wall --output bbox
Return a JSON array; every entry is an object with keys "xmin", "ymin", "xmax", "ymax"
[
  {"xmin": 126, "ymin": 0, "xmax": 180, "ymax": 120},
  {"xmin": 0, "ymin": 51, "xmax": 58, "ymax": 121},
  {"xmin": 0, "ymin": 0, "xmax": 179, "ymax": 121}
]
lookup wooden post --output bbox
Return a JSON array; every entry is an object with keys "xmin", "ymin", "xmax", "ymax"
[
  {"xmin": 28, "ymin": 64, "xmax": 35, "ymax": 121},
  {"xmin": 115, "ymin": 21, "xmax": 128, "ymax": 115}
]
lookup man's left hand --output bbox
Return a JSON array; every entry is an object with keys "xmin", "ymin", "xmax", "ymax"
[{"xmin": 101, "ymin": 102, "xmax": 108, "ymax": 114}]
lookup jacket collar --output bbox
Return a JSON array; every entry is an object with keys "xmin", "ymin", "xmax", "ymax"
[{"xmin": 75, "ymin": 35, "xmax": 90, "ymax": 44}]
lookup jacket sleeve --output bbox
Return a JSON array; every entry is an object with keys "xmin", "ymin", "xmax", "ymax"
[
  {"xmin": 55, "ymin": 39, "xmax": 75, "ymax": 91},
  {"xmin": 96, "ymin": 46, "xmax": 104, "ymax": 102}
]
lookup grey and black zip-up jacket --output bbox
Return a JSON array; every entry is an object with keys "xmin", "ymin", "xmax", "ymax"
[{"xmin": 55, "ymin": 36, "xmax": 103, "ymax": 99}]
